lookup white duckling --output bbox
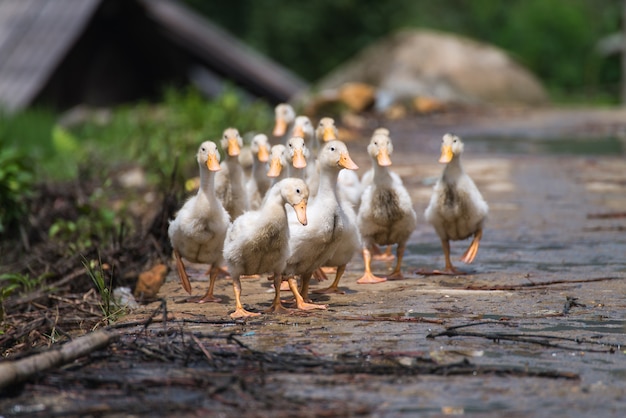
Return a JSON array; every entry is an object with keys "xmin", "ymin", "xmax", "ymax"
[
  {"xmin": 312, "ymin": 189, "xmax": 361, "ymax": 294},
  {"xmin": 360, "ymin": 127, "xmax": 394, "ymax": 262},
  {"xmin": 292, "ymin": 116, "xmax": 316, "ymax": 154},
  {"xmin": 283, "ymin": 140, "xmax": 359, "ymax": 308},
  {"xmin": 273, "ymin": 103, "xmax": 296, "ymax": 142},
  {"xmin": 424, "ymin": 133, "xmax": 488, "ymax": 274},
  {"xmin": 246, "ymin": 133, "xmax": 271, "ymax": 209},
  {"xmin": 168, "ymin": 141, "xmax": 230, "ymax": 303},
  {"xmin": 215, "ymin": 128, "xmax": 249, "ymax": 220},
  {"xmin": 267, "ymin": 144, "xmax": 290, "ymax": 184},
  {"xmin": 357, "ymin": 132, "xmax": 417, "ymax": 283},
  {"xmin": 315, "ymin": 117, "xmax": 362, "ymax": 208},
  {"xmin": 286, "ymin": 136, "xmax": 309, "ymax": 179},
  {"xmin": 223, "ymin": 178, "xmax": 309, "ymax": 318}
]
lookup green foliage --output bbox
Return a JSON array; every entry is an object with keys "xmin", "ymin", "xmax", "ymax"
[
  {"xmin": 184, "ymin": 0, "xmax": 622, "ymax": 103},
  {"xmin": 48, "ymin": 184, "xmax": 119, "ymax": 255},
  {"xmin": 82, "ymin": 256, "xmax": 116, "ymax": 325},
  {"xmin": 71, "ymin": 86, "xmax": 273, "ymax": 182},
  {"xmin": 0, "ymin": 146, "xmax": 35, "ymax": 235},
  {"xmin": 0, "ymin": 273, "xmax": 46, "ymax": 323}
]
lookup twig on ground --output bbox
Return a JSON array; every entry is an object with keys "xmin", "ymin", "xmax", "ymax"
[{"xmin": 0, "ymin": 330, "xmax": 117, "ymax": 390}]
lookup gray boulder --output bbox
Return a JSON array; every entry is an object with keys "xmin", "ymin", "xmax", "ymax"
[{"xmin": 315, "ymin": 29, "xmax": 549, "ymax": 108}]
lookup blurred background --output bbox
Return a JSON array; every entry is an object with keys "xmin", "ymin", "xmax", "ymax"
[{"xmin": 0, "ymin": 0, "xmax": 624, "ymax": 268}]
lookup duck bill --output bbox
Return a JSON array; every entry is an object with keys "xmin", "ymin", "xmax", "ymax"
[
  {"xmin": 227, "ymin": 138, "xmax": 241, "ymax": 156},
  {"xmin": 206, "ymin": 153, "xmax": 221, "ymax": 171},
  {"xmin": 267, "ymin": 158, "xmax": 283, "ymax": 177},
  {"xmin": 292, "ymin": 149, "xmax": 307, "ymax": 169},
  {"xmin": 322, "ymin": 127, "xmax": 337, "ymax": 142},
  {"xmin": 439, "ymin": 145, "xmax": 453, "ymax": 163},
  {"xmin": 339, "ymin": 152, "xmax": 359, "ymax": 170},
  {"xmin": 292, "ymin": 125, "xmax": 305, "ymax": 138},
  {"xmin": 292, "ymin": 200, "xmax": 308, "ymax": 225},
  {"xmin": 376, "ymin": 148, "xmax": 392, "ymax": 166},
  {"xmin": 257, "ymin": 144, "xmax": 269, "ymax": 162},
  {"xmin": 273, "ymin": 119, "xmax": 287, "ymax": 136}
]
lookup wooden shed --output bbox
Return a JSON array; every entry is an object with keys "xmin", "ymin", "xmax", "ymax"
[{"xmin": 0, "ymin": 0, "xmax": 307, "ymax": 112}]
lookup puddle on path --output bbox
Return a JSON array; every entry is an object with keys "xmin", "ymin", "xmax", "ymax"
[{"xmin": 468, "ymin": 135, "xmax": 624, "ymax": 156}]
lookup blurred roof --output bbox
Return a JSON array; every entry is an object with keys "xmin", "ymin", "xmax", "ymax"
[{"xmin": 0, "ymin": 0, "xmax": 307, "ymax": 112}]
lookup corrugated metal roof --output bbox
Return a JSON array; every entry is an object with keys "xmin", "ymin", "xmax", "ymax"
[
  {"xmin": 138, "ymin": 0, "xmax": 307, "ymax": 102},
  {"xmin": 0, "ymin": 0, "xmax": 307, "ymax": 112},
  {"xmin": 0, "ymin": 0, "xmax": 101, "ymax": 112}
]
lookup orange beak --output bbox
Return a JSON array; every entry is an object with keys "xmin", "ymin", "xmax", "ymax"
[
  {"xmin": 339, "ymin": 152, "xmax": 359, "ymax": 170},
  {"xmin": 267, "ymin": 157, "xmax": 283, "ymax": 177},
  {"xmin": 292, "ymin": 148, "xmax": 307, "ymax": 169},
  {"xmin": 273, "ymin": 118, "xmax": 287, "ymax": 137},
  {"xmin": 206, "ymin": 153, "xmax": 221, "ymax": 171},
  {"xmin": 376, "ymin": 148, "xmax": 392, "ymax": 166},
  {"xmin": 439, "ymin": 145, "xmax": 453, "ymax": 163},
  {"xmin": 322, "ymin": 126, "xmax": 337, "ymax": 142},
  {"xmin": 227, "ymin": 138, "xmax": 240, "ymax": 156},
  {"xmin": 292, "ymin": 124, "xmax": 305, "ymax": 138},
  {"xmin": 292, "ymin": 200, "xmax": 308, "ymax": 225},
  {"xmin": 257, "ymin": 144, "xmax": 269, "ymax": 163}
]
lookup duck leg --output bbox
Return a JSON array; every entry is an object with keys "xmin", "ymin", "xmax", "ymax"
[
  {"xmin": 313, "ymin": 264, "xmax": 347, "ymax": 294},
  {"xmin": 435, "ymin": 238, "xmax": 464, "ymax": 275},
  {"xmin": 372, "ymin": 245, "xmax": 396, "ymax": 262},
  {"xmin": 386, "ymin": 241, "xmax": 407, "ymax": 280},
  {"xmin": 460, "ymin": 228, "xmax": 483, "ymax": 264},
  {"xmin": 230, "ymin": 274, "xmax": 261, "ymax": 318},
  {"xmin": 193, "ymin": 266, "xmax": 223, "ymax": 303},
  {"xmin": 266, "ymin": 274, "xmax": 292, "ymax": 314},
  {"xmin": 357, "ymin": 247, "xmax": 387, "ymax": 284},
  {"xmin": 289, "ymin": 275, "xmax": 326, "ymax": 311},
  {"xmin": 174, "ymin": 250, "xmax": 192, "ymax": 294}
]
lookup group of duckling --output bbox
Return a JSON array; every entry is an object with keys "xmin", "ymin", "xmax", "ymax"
[{"xmin": 168, "ymin": 104, "xmax": 488, "ymax": 318}]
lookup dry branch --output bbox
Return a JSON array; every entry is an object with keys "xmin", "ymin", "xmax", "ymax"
[{"xmin": 0, "ymin": 330, "xmax": 117, "ymax": 390}]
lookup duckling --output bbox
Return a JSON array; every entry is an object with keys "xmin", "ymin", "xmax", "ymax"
[
  {"xmin": 424, "ymin": 133, "xmax": 488, "ymax": 274},
  {"xmin": 286, "ymin": 136, "xmax": 309, "ymax": 179},
  {"xmin": 168, "ymin": 141, "xmax": 230, "ymax": 303},
  {"xmin": 312, "ymin": 189, "xmax": 361, "ymax": 294},
  {"xmin": 292, "ymin": 116, "xmax": 316, "ymax": 154},
  {"xmin": 223, "ymin": 178, "xmax": 309, "ymax": 318},
  {"xmin": 273, "ymin": 103, "xmax": 296, "ymax": 142},
  {"xmin": 283, "ymin": 140, "xmax": 359, "ymax": 308},
  {"xmin": 314, "ymin": 117, "xmax": 362, "ymax": 208},
  {"xmin": 357, "ymin": 132, "xmax": 417, "ymax": 283},
  {"xmin": 246, "ymin": 133, "xmax": 271, "ymax": 209},
  {"xmin": 215, "ymin": 128, "xmax": 249, "ymax": 220},
  {"xmin": 267, "ymin": 144, "xmax": 290, "ymax": 184},
  {"xmin": 360, "ymin": 127, "xmax": 394, "ymax": 262}
]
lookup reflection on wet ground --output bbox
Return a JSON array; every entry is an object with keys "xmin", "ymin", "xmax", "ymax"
[{"xmin": 5, "ymin": 131, "xmax": 626, "ymax": 417}]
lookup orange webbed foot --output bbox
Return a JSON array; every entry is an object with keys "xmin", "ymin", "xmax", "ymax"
[
  {"xmin": 356, "ymin": 272, "xmax": 387, "ymax": 284},
  {"xmin": 230, "ymin": 308, "xmax": 261, "ymax": 319}
]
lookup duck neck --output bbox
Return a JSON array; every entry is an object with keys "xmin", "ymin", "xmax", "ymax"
[
  {"xmin": 199, "ymin": 165, "xmax": 218, "ymax": 204},
  {"xmin": 373, "ymin": 162, "xmax": 392, "ymax": 184},
  {"xmin": 317, "ymin": 167, "xmax": 340, "ymax": 199},
  {"xmin": 261, "ymin": 186, "xmax": 288, "ymax": 225},
  {"xmin": 442, "ymin": 156, "xmax": 463, "ymax": 182},
  {"xmin": 226, "ymin": 156, "xmax": 244, "ymax": 184}
]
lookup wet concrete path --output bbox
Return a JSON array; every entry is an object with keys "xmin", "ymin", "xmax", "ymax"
[
  {"xmin": 3, "ymin": 108, "xmax": 625, "ymax": 417},
  {"xmin": 143, "ymin": 123, "xmax": 626, "ymax": 416}
]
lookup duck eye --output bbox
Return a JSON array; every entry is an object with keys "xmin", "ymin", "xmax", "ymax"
[
  {"xmin": 330, "ymin": 146, "xmax": 336, "ymax": 151},
  {"xmin": 453, "ymin": 139, "xmax": 457, "ymax": 143},
  {"xmin": 296, "ymin": 188, "xmax": 301, "ymax": 194}
]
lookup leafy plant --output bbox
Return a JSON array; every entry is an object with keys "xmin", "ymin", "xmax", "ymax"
[
  {"xmin": 0, "ymin": 147, "xmax": 35, "ymax": 235},
  {"xmin": 0, "ymin": 273, "xmax": 45, "ymax": 323},
  {"xmin": 82, "ymin": 256, "xmax": 117, "ymax": 325}
]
